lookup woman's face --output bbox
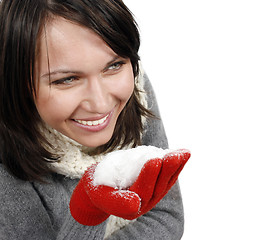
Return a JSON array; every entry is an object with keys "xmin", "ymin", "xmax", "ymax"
[{"xmin": 35, "ymin": 17, "xmax": 134, "ymax": 147}]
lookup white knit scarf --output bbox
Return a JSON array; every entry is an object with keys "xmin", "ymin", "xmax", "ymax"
[{"xmin": 41, "ymin": 65, "xmax": 147, "ymax": 238}]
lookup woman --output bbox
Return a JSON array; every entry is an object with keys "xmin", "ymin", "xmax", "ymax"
[{"xmin": 0, "ymin": 0, "xmax": 189, "ymax": 239}]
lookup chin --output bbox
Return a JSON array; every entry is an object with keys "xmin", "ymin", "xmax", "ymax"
[{"xmin": 75, "ymin": 134, "xmax": 113, "ymax": 148}]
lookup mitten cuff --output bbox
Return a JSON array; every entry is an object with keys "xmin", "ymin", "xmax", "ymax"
[{"xmin": 70, "ymin": 179, "xmax": 109, "ymax": 226}]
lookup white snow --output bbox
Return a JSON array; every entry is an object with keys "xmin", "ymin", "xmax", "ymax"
[{"xmin": 93, "ymin": 145, "xmax": 172, "ymax": 189}]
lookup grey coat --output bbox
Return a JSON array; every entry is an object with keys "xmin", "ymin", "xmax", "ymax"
[{"xmin": 0, "ymin": 75, "xmax": 184, "ymax": 239}]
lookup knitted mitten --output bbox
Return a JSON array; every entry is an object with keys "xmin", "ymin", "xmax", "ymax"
[{"xmin": 70, "ymin": 149, "xmax": 190, "ymax": 225}]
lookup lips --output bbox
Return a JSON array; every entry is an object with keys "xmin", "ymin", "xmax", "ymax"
[
  {"xmin": 74, "ymin": 114, "xmax": 109, "ymax": 126},
  {"xmin": 72, "ymin": 108, "xmax": 115, "ymax": 133}
]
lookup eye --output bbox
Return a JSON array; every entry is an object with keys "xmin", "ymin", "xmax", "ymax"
[
  {"xmin": 106, "ymin": 61, "xmax": 126, "ymax": 72},
  {"xmin": 51, "ymin": 76, "xmax": 79, "ymax": 85}
]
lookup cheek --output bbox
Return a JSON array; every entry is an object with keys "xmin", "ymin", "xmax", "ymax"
[
  {"xmin": 36, "ymin": 98, "xmax": 60, "ymax": 125},
  {"xmin": 35, "ymin": 90, "xmax": 76, "ymax": 124},
  {"xmin": 114, "ymin": 68, "xmax": 135, "ymax": 103},
  {"xmin": 119, "ymin": 77, "xmax": 134, "ymax": 102}
]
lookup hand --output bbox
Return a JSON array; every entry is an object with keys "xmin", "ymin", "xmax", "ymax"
[
  {"xmin": 69, "ymin": 149, "xmax": 190, "ymax": 225},
  {"xmin": 124, "ymin": 149, "xmax": 191, "ymax": 219},
  {"xmin": 70, "ymin": 165, "xmax": 141, "ymax": 226}
]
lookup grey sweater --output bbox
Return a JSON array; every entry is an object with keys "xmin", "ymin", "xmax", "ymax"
[{"xmin": 0, "ymin": 76, "xmax": 184, "ymax": 239}]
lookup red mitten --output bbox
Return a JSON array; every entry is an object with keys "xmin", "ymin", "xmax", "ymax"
[
  {"xmin": 70, "ymin": 148, "xmax": 190, "ymax": 225},
  {"xmin": 120, "ymin": 149, "xmax": 190, "ymax": 219},
  {"xmin": 70, "ymin": 164, "xmax": 141, "ymax": 225},
  {"xmin": 69, "ymin": 170, "xmax": 110, "ymax": 225}
]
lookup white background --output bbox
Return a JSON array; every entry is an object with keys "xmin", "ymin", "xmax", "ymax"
[{"xmin": 125, "ymin": 1, "xmax": 278, "ymax": 239}]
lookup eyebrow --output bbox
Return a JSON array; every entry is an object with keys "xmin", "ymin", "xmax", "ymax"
[
  {"xmin": 40, "ymin": 56, "xmax": 122, "ymax": 80},
  {"xmin": 40, "ymin": 70, "xmax": 82, "ymax": 80}
]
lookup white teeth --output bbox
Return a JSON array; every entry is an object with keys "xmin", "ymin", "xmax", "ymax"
[{"xmin": 75, "ymin": 114, "xmax": 109, "ymax": 126}]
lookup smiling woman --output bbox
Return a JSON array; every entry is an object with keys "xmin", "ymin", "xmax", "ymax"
[
  {"xmin": 0, "ymin": 0, "xmax": 189, "ymax": 239},
  {"xmin": 0, "ymin": 0, "xmax": 149, "ymax": 179},
  {"xmin": 35, "ymin": 17, "xmax": 135, "ymax": 147}
]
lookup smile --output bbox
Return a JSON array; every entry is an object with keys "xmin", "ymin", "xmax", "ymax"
[{"xmin": 74, "ymin": 114, "xmax": 109, "ymax": 126}]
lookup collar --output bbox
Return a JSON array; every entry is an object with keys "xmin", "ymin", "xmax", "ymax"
[{"xmin": 40, "ymin": 64, "xmax": 147, "ymax": 179}]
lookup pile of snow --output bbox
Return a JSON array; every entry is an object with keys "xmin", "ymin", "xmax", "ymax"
[{"xmin": 93, "ymin": 146, "xmax": 172, "ymax": 189}]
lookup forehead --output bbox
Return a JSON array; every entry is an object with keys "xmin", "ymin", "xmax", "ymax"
[
  {"xmin": 35, "ymin": 17, "xmax": 116, "ymax": 77},
  {"xmin": 37, "ymin": 16, "xmax": 112, "ymax": 56}
]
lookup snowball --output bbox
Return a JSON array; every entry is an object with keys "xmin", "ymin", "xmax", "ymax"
[{"xmin": 93, "ymin": 146, "xmax": 172, "ymax": 189}]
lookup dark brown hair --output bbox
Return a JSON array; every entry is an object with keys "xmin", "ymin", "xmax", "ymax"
[{"xmin": 0, "ymin": 0, "xmax": 152, "ymax": 181}]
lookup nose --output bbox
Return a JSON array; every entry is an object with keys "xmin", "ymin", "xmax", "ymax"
[{"xmin": 80, "ymin": 77, "xmax": 111, "ymax": 113}]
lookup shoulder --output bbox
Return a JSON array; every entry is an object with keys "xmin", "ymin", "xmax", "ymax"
[
  {"xmin": 135, "ymin": 63, "xmax": 157, "ymax": 110},
  {"xmin": 0, "ymin": 163, "xmax": 36, "ymax": 203},
  {"xmin": 0, "ymin": 164, "xmax": 34, "ymax": 230},
  {"xmin": 140, "ymin": 73, "xmax": 169, "ymax": 149},
  {"xmin": 0, "ymin": 164, "xmax": 56, "ymax": 239},
  {"xmin": 0, "ymin": 163, "xmax": 53, "ymax": 216},
  {"xmin": 0, "ymin": 163, "xmax": 24, "ymax": 186}
]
